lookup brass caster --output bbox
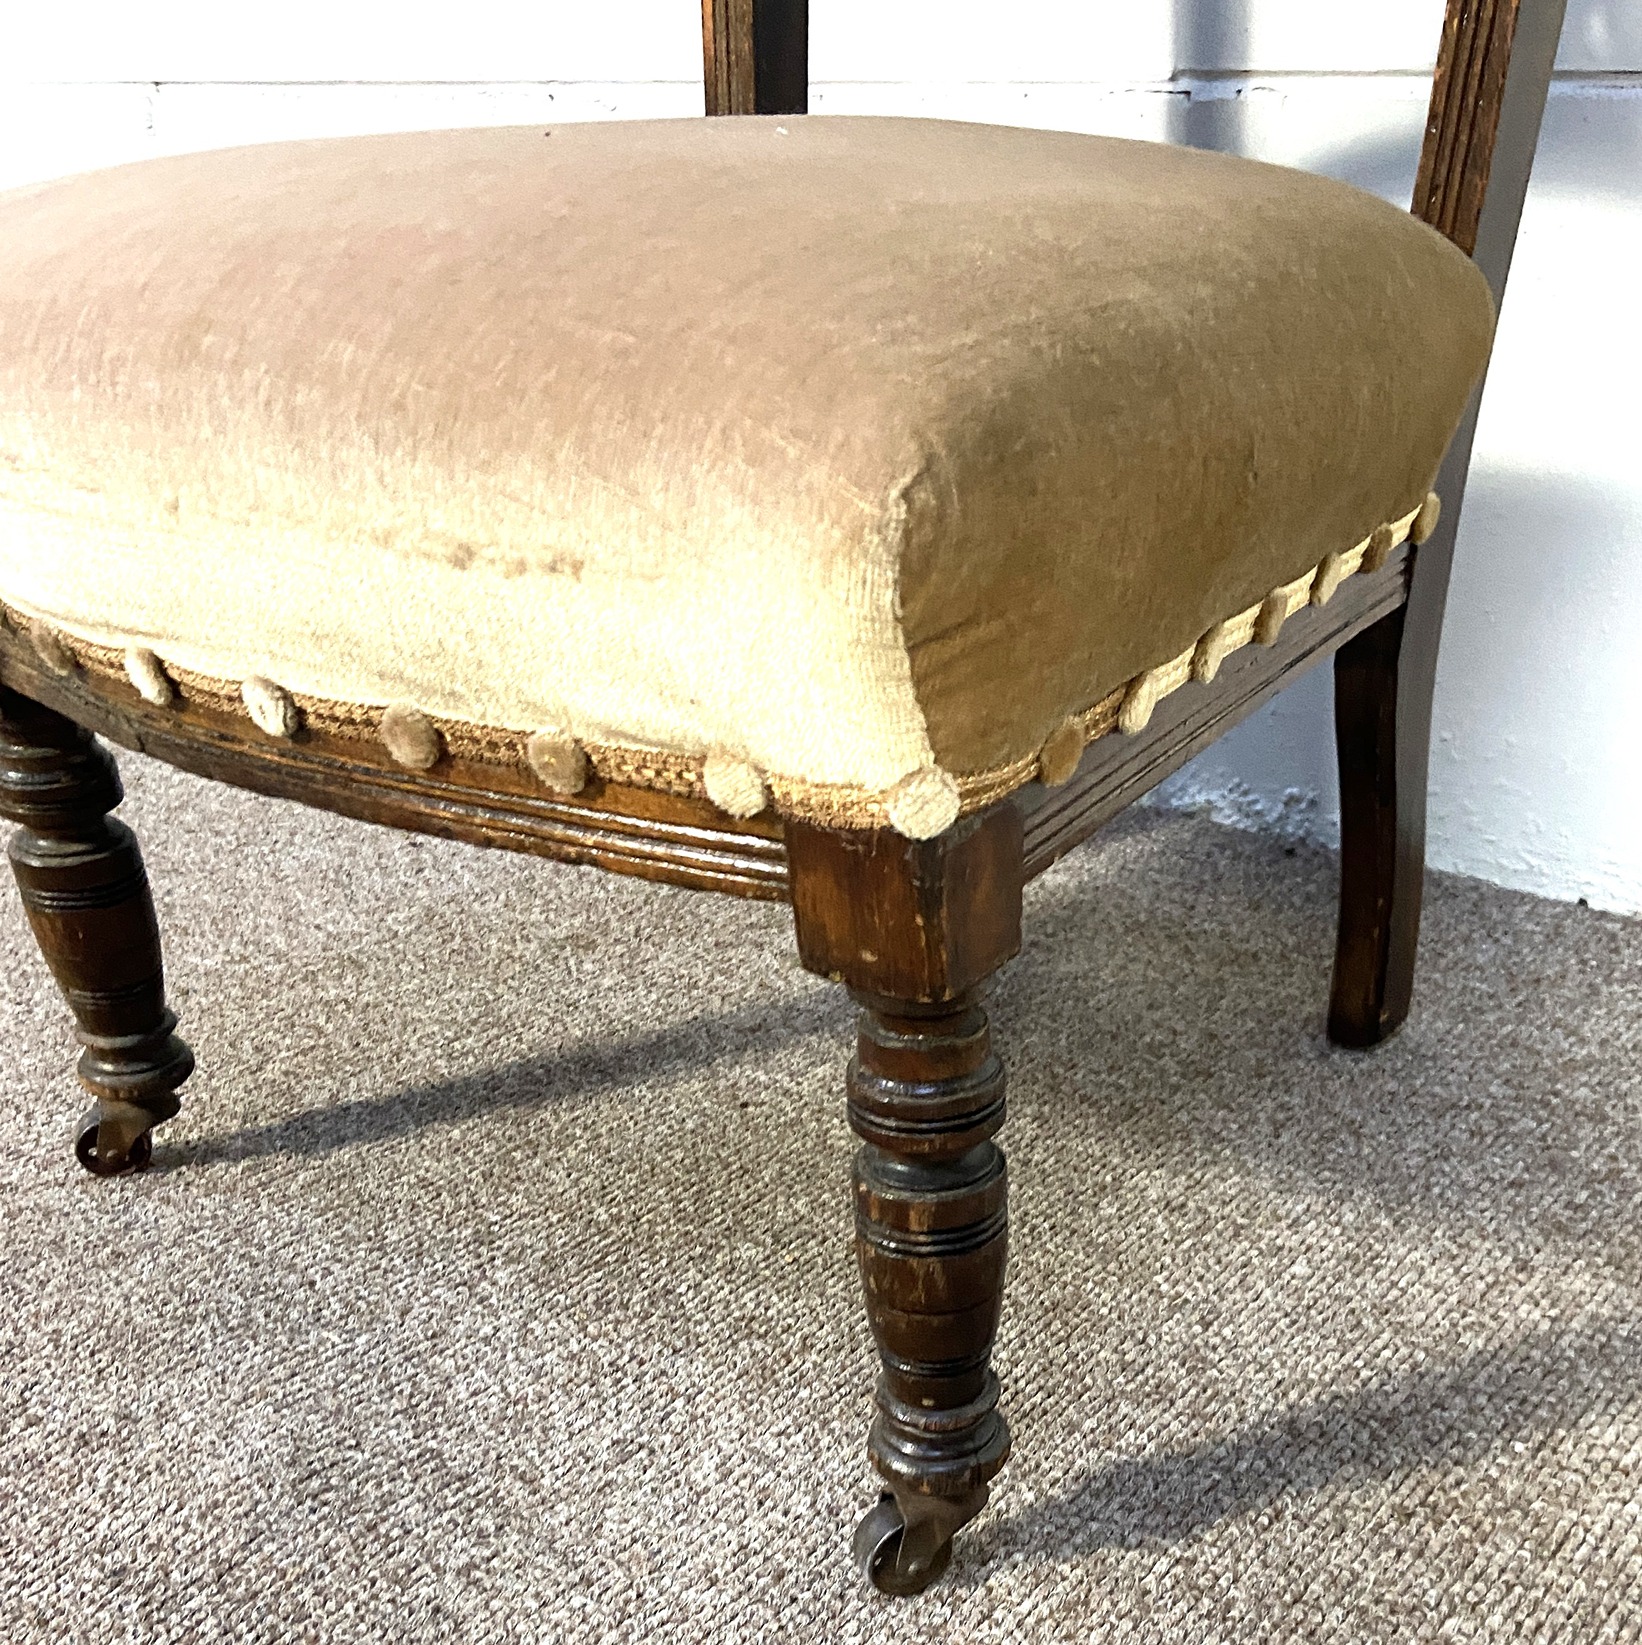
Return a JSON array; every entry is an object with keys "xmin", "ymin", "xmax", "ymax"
[
  {"xmin": 74, "ymin": 1101, "xmax": 155, "ymax": 1176},
  {"xmin": 855, "ymin": 1493, "xmax": 949, "ymax": 1596},
  {"xmin": 853, "ymin": 1487, "xmax": 987, "ymax": 1596}
]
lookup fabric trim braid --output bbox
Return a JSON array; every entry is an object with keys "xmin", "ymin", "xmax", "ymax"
[{"xmin": 0, "ymin": 500, "xmax": 1424, "ymax": 838}]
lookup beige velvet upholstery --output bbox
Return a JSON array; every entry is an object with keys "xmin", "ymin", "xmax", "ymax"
[{"xmin": 0, "ymin": 117, "xmax": 1494, "ymax": 833}]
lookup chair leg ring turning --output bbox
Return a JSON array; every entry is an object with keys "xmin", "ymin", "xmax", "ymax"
[
  {"xmin": 848, "ymin": 993, "xmax": 1012, "ymax": 1595},
  {"xmin": 0, "ymin": 687, "xmax": 194, "ymax": 1173}
]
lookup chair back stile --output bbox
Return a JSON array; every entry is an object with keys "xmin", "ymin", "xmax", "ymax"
[
  {"xmin": 1416, "ymin": 0, "xmax": 1566, "ymax": 295},
  {"xmin": 1394, "ymin": 0, "xmax": 1565, "ymax": 666},
  {"xmin": 1327, "ymin": 0, "xmax": 1562, "ymax": 1049}
]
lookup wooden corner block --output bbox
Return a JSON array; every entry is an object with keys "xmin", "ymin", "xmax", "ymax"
[{"xmin": 785, "ymin": 802, "xmax": 1024, "ymax": 1004}]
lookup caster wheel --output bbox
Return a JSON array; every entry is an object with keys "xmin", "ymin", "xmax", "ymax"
[
  {"xmin": 74, "ymin": 1109, "xmax": 153, "ymax": 1177},
  {"xmin": 853, "ymin": 1493, "xmax": 951, "ymax": 1597}
]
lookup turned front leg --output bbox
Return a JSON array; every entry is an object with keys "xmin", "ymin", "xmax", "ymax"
[
  {"xmin": 787, "ymin": 804, "xmax": 1024, "ymax": 1594},
  {"xmin": 849, "ymin": 992, "xmax": 1010, "ymax": 1592},
  {"xmin": 0, "ymin": 686, "xmax": 194, "ymax": 1173}
]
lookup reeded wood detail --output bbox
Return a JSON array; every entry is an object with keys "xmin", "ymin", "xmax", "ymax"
[
  {"xmin": 702, "ymin": 0, "xmax": 756, "ymax": 115},
  {"xmin": 0, "ymin": 642, "xmax": 788, "ymax": 902},
  {"xmin": 848, "ymin": 994, "xmax": 1011, "ymax": 1590},
  {"xmin": 702, "ymin": 0, "xmax": 807, "ymax": 116},
  {"xmin": 1414, "ymin": 0, "xmax": 1525, "ymax": 253},
  {"xmin": 0, "ymin": 686, "xmax": 193, "ymax": 1172}
]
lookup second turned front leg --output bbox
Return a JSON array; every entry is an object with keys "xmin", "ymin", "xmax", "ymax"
[
  {"xmin": 848, "ymin": 991, "xmax": 1011, "ymax": 1593},
  {"xmin": 787, "ymin": 802, "xmax": 1025, "ymax": 1595}
]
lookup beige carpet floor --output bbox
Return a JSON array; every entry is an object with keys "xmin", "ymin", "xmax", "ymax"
[{"xmin": 3, "ymin": 756, "xmax": 1641, "ymax": 1644}]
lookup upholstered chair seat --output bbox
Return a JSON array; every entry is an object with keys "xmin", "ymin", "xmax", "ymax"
[{"xmin": 0, "ymin": 116, "xmax": 1492, "ymax": 839}]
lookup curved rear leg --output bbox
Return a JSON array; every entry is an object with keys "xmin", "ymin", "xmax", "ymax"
[
  {"xmin": 1329, "ymin": 604, "xmax": 1434, "ymax": 1048},
  {"xmin": 1329, "ymin": 0, "xmax": 1567, "ymax": 1044},
  {"xmin": 0, "ymin": 686, "xmax": 194, "ymax": 1172}
]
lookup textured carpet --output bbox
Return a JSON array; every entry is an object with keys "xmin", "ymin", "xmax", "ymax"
[{"xmin": 3, "ymin": 756, "xmax": 1641, "ymax": 1645}]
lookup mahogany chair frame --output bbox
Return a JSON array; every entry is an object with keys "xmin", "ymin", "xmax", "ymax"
[{"xmin": 0, "ymin": 0, "xmax": 1566, "ymax": 1595}]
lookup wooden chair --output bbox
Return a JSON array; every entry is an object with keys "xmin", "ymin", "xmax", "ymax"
[{"xmin": 0, "ymin": 0, "xmax": 1564, "ymax": 1594}]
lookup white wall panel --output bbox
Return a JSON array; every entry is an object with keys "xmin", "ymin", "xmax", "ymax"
[
  {"xmin": 1175, "ymin": 0, "xmax": 1642, "ymax": 74},
  {"xmin": 817, "ymin": 1, "xmax": 1641, "ymax": 80},
  {"xmin": 811, "ymin": 2, "xmax": 1173, "ymax": 84},
  {"xmin": 0, "ymin": 82, "xmax": 700, "ymax": 192},
  {"xmin": 1561, "ymin": 0, "xmax": 1642, "ymax": 70},
  {"xmin": 1171, "ymin": 1, "xmax": 1441, "ymax": 73},
  {"xmin": 0, "ymin": 1, "xmax": 699, "ymax": 84}
]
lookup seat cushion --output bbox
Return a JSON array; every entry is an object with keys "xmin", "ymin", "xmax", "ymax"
[{"xmin": 0, "ymin": 116, "xmax": 1492, "ymax": 836}]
